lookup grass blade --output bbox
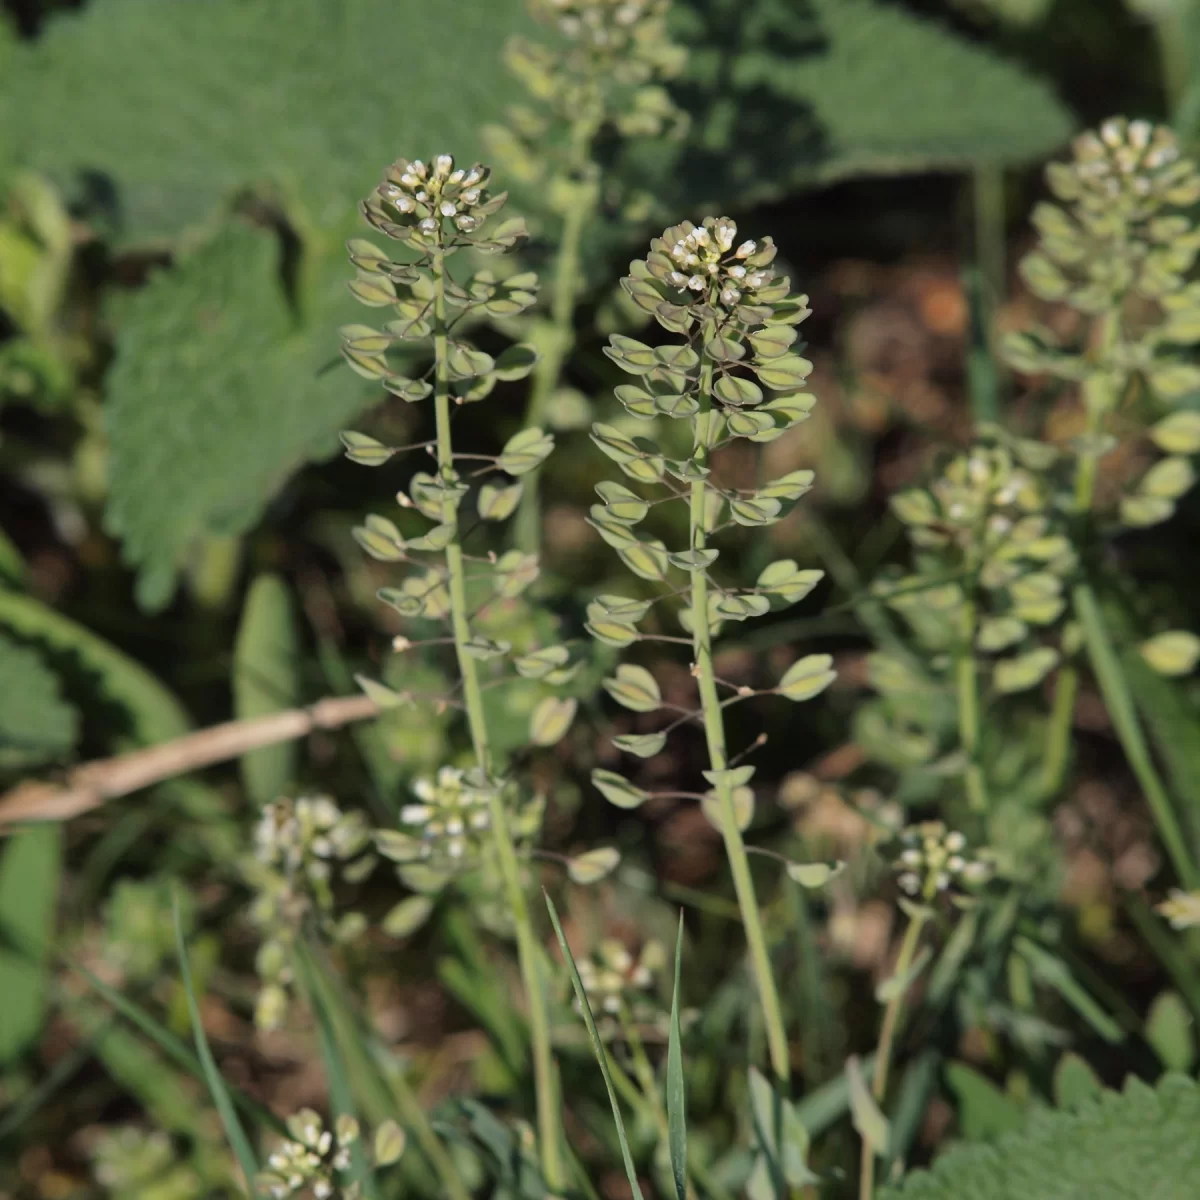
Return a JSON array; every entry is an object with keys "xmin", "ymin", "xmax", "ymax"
[
  {"xmin": 544, "ymin": 891, "xmax": 645, "ymax": 1200},
  {"xmin": 1074, "ymin": 581, "xmax": 1198, "ymax": 887},
  {"xmin": 68, "ymin": 962, "xmax": 283, "ymax": 1135},
  {"xmin": 666, "ymin": 913, "xmax": 687, "ymax": 1200},
  {"xmin": 172, "ymin": 894, "xmax": 259, "ymax": 1187},
  {"xmin": 293, "ymin": 943, "xmax": 379, "ymax": 1200}
]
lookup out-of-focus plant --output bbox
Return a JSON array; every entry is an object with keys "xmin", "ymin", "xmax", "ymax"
[
  {"xmin": 485, "ymin": 0, "xmax": 688, "ymax": 550},
  {"xmin": 243, "ymin": 796, "xmax": 375, "ymax": 1031},
  {"xmin": 256, "ymin": 1110, "xmax": 406, "ymax": 1200},
  {"xmin": 1005, "ymin": 117, "xmax": 1200, "ymax": 886},
  {"xmin": 588, "ymin": 214, "xmax": 835, "ymax": 1084}
]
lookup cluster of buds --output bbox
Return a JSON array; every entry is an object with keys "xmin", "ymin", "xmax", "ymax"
[
  {"xmin": 371, "ymin": 155, "xmax": 505, "ymax": 245},
  {"xmin": 398, "ymin": 766, "xmax": 495, "ymax": 866},
  {"xmin": 375, "ymin": 768, "xmax": 546, "ymax": 915},
  {"xmin": 1005, "ymin": 119, "xmax": 1200, "ymax": 529},
  {"xmin": 1018, "ymin": 119, "xmax": 1200, "ymax": 318},
  {"xmin": 1157, "ymin": 888, "xmax": 1200, "ymax": 930},
  {"xmin": 256, "ymin": 1112, "xmax": 404, "ymax": 1200},
  {"xmin": 505, "ymin": 0, "xmax": 686, "ymax": 140},
  {"xmin": 894, "ymin": 821, "xmax": 992, "ymax": 899},
  {"xmin": 341, "ymin": 152, "xmax": 537, "ymax": 409},
  {"xmin": 631, "ymin": 216, "xmax": 805, "ymax": 340},
  {"xmin": 92, "ymin": 1127, "xmax": 202, "ymax": 1200},
  {"xmin": 661, "ymin": 218, "xmax": 772, "ymax": 309},
  {"xmin": 885, "ymin": 438, "xmax": 1075, "ymax": 695},
  {"xmin": 245, "ymin": 797, "xmax": 375, "ymax": 1031},
  {"xmin": 572, "ymin": 938, "xmax": 665, "ymax": 1039}
]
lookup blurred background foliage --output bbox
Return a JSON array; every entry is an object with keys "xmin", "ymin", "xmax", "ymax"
[{"xmin": 3, "ymin": 0, "xmax": 1200, "ymax": 1197}]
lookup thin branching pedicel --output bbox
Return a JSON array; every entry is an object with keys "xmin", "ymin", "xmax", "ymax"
[
  {"xmin": 488, "ymin": 0, "xmax": 687, "ymax": 551},
  {"xmin": 590, "ymin": 215, "xmax": 834, "ymax": 1083},
  {"xmin": 338, "ymin": 154, "xmax": 607, "ymax": 1190}
]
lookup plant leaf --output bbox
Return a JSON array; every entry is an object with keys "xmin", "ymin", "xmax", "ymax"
[
  {"xmin": 172, "ymin": 895, "xmax": 259, "ymax": 1183},
  {"xmin": 666, "ymin": 914, "xmax": 687, "ymax": 1200},
  {"xmin": 544, "ymin": 894, "xmax": 646, "ymax": 1200},
  {"xmin": 233, "ymin": 574, "xmax": 300, "ymax": 806}
]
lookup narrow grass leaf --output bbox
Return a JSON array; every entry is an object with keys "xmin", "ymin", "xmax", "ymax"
[
  {"xmin": 172, "ymin": 895, "xmax": 259, "ymax": 1184},
  {"xmin": 545, "ymin": 892, "xmax": 645, "ymax": 1200},
  {"xmin": 666, "ymin": 913, "xmax": 687, "ymax": 1200}
]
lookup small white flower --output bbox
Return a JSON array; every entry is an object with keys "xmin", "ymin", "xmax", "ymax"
[
  {"xmin": 439, "ymin": 201, "xmax": 457, "ymax": 217},
  {"xmin": 735, "ymin": 239, "xmax": 757, "ymax": 259},
  {"xmin": 714, "ymin": 219, "xmax": 737, "ymax": 252},
  {"xmin": 455, "ymin": 214, "xmax": 478, "ymax": 231},
  {"xmin": 719, "ymin": 287, "xmax": 741, "ymax": 306},
  {"xmin": 463, "ymin": 188, "xmax": 481, "ymax": 205},
  {"xmin": 898, "ymin": 872, "xmax": 920, "ymax": 895},
  {"xmin": 449, "ymin": 169, "xmax": 465, "ymax": 184},
  {"xmin": 401, "ymin": 804, "xmax": 432, "ymax": 824},
  {"xmin": 435, "ymin": 154, "xmax": 454, "ymax": 175},
  {"xmin": 409, "ymin": 159, "xmax": 427, "ymax": 178},
  {"xmin": 668, "ymin": 270, "xmax": 688, "ymax": 287},
  {"xmin": 400, "ymin": 173, "xmax": 419, "ymax": 188},
  {"xmin": 419, "ymin": 217, "xmax": 438, "ymax": 234},
  {"xmin": 687, "ymin": 275, "xmax": 706, "ymax": 291},
  {"xmin": 314, "ymin": 1182, "xmax": 332, "ymax": 1200},
  {"xmin": 945, "ymin": 831, "xmax": 967, "ymax": 853},
  {"xmin": 728, "ymin": 264, "xmax": 746, "ymax": 279}
]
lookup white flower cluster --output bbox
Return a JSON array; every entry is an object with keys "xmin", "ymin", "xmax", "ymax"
[
  {"xmin": 254, "ymin": 796, "xmax": 373, "ymax": 887},
  {"xmin": 377, "ymin": 154, "xmax": 491, "ymax": 237},
  {"xmin": 545, "ymin": 0, "xmax": 666, "ymax": 50},
  {"xmin": 399, "ymin": 766, "xmax": 495, "ymax": 865},
  {"xmin": 664, "ymin": 216, "xmax": 771, "ymax": 309},
  {"xmin": 1157, "ymin": 887, "xmax": 1200, "ymax": 930},
  {"xmin": 574, "ymin": 937, "xmax": 663, "ymax": 1018},
  {"xmin": 895, "ymin": 821, "xmax": 991, "ymax": 898},
  {"xmin": 257, "ymin": 1112, "xmax": 359, "ymax": 1200},
  {"xmin": 1062, "ymin": 118, "xmax": 1197, "ymax": 210}
]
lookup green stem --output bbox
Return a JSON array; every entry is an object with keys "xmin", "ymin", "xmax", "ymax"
[
  {"xmin": 689, "ymin": 340, "xmax": 790, "ymax": 1085},
  {"xmin": 1042, "ymin": 312, "xmax": 1115, "ymax": 799},
  {"xmin": 967, "ymin": 164, "xmax": 1005, "ymax": 424},
  {"xmin": 956, "ymin": 586, "xmax": 989, "ymax": 812},
  {"xmin": 431, "ymin": 249, "xmax": 565, "ymax": 1191},
  {"xmin": 1040, "ymin": 663, "xmax": 1079, "ymax": 800},
  {"xmin": 1074, "ymin": 581, "xmax": 1199, "ymax": 889},
  {"xmin": 513, "ymin": 158, "xmax": 599, "ymax": 555},
  {"xmin": 858, "ymin": 906, "xmax": 930, "ymax": 1200}
]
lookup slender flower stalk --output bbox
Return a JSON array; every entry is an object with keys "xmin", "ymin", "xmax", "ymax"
[
  {"xmin": 338, "ymin": 153, "xmax": 582, "ymax": 1190},
  {"xmin": 589, "ymin": 216, "xmax": 838, "ymax": 1084}
]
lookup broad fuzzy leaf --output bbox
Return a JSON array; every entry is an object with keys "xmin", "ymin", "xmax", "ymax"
[
  {"xmin": 661, "ymin": 0, "xmax": 1074, "ymax": 206},
  {"xmin": 103, "ymin": 222, "xmax": 379, "ymax": 608},
  {"xmin": 879, "ymin": 1075, "xmax": 1200, "ymax": 1200},
  {"xmin": 0, "ymin": 0, "xmax": 533, "ymax": 243},
  {"xmin": 0, "ymin": 633, "xmax": 77, "ymax": 769}
]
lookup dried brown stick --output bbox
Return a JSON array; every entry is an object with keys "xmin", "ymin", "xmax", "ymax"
[{"xmin": 0, "ymin": 694, "xmax": 380, "ymax": 829}]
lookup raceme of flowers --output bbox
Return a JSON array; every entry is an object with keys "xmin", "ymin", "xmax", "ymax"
[
  {"xmin": 884, "ymin": 437, "xmax": 1077, "ymax": 698},
  {"xmin": 894, "ymin": 821, "xmax": 992, "ymax": 900},
  {"xmin": 244, "ymin": 797, "xmax": 374, "ymax": 1031},
  {"xmin": 1004, "ymin": 118, "xmax": 1200, "ymax": 529},
  {"xmin": 256, "ymin": 1111, "xmax": 404, "ymax": 1200}
]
